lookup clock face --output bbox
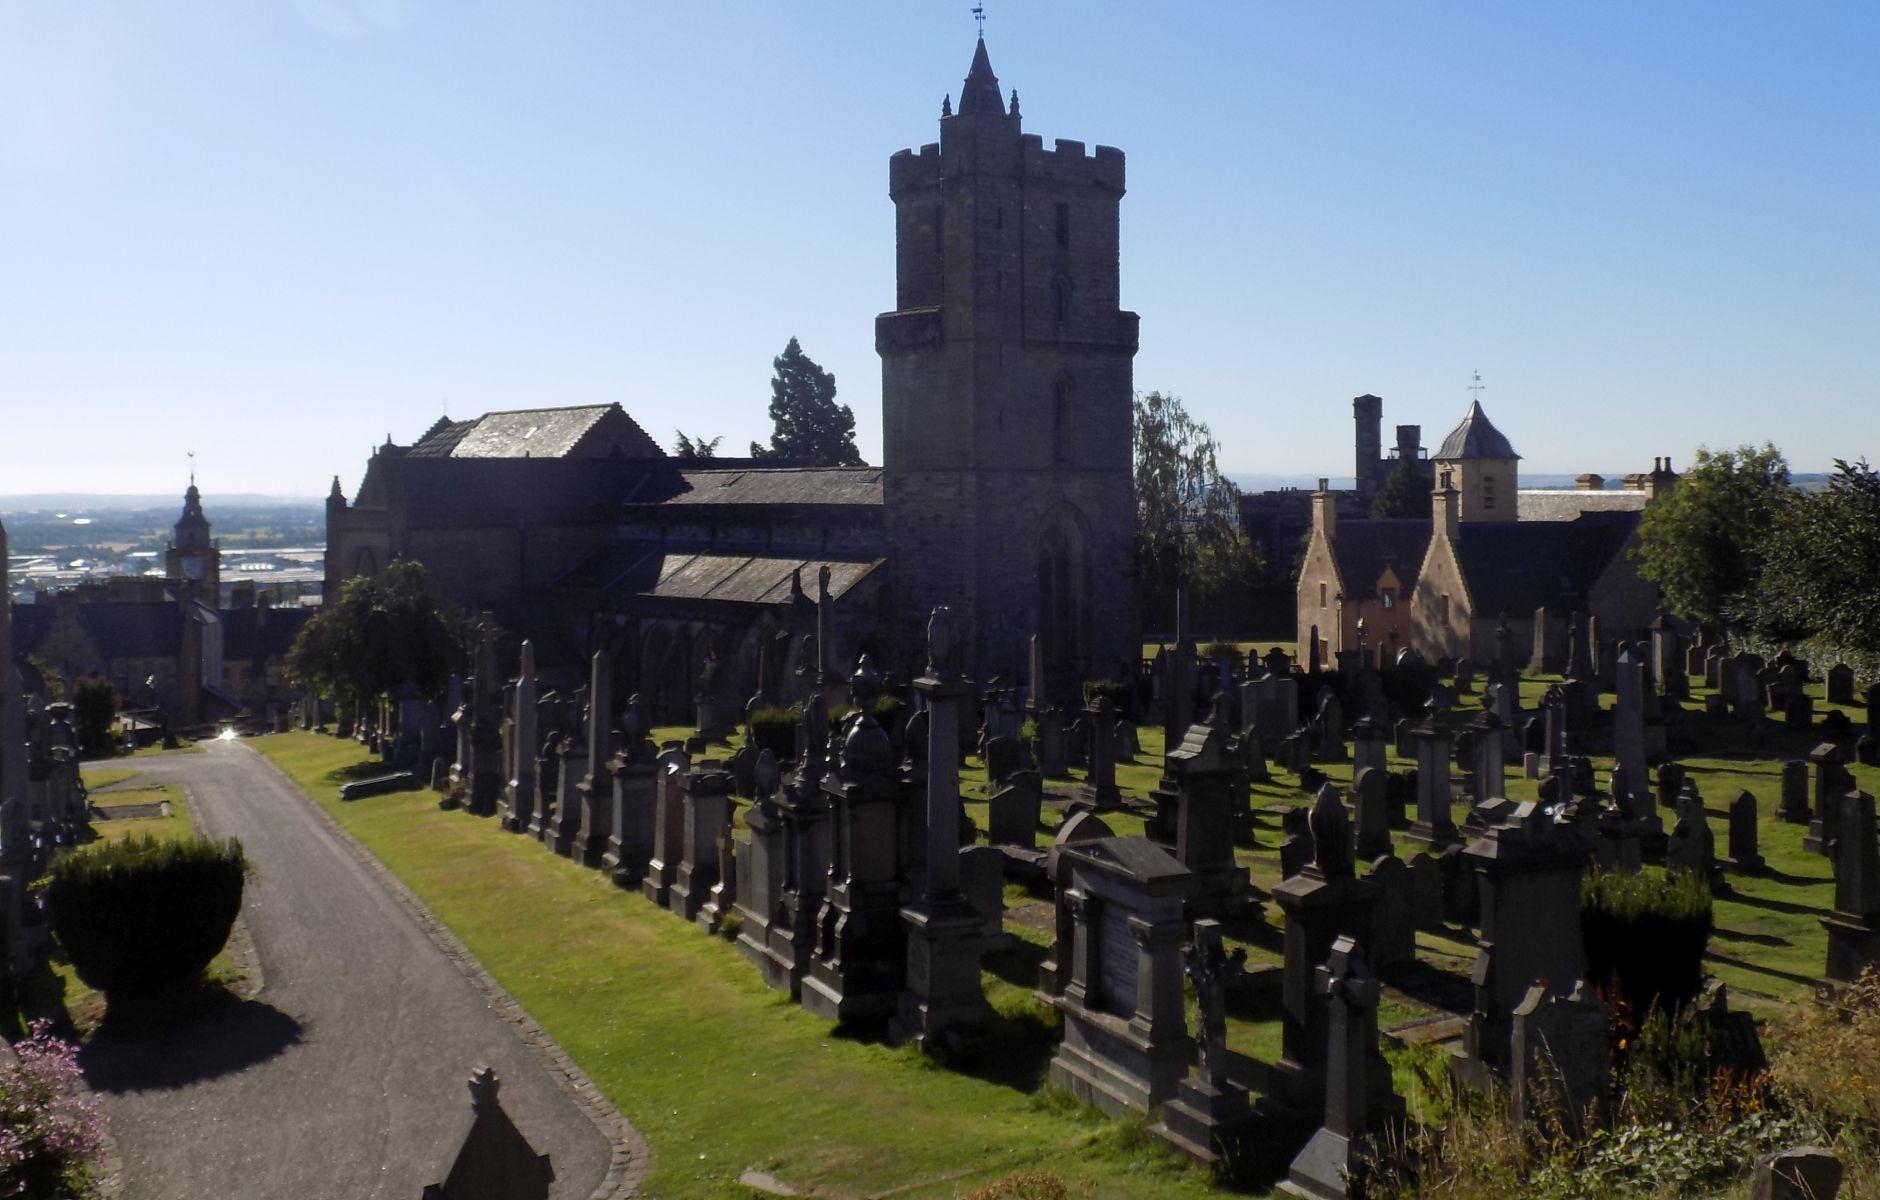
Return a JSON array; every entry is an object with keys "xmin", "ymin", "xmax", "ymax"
[{"xmin": 181, "ymin": 556, "xmax": 203, "ymax": 580}]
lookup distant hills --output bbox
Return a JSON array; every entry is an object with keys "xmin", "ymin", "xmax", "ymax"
[
  {"xmin": 0, "ymin": 494, "xmax": 320, "ymax": 512},
  {"xmin": 1224, "ymin": 472, "xmax": 1831, "ymax": 493}
]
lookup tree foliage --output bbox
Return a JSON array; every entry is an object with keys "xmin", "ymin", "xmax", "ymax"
[
  {"xmin": 749, "ymin": 337, "xmax": 863, "ymax": 466},
  {"xmin": 1369, "ymin": 458, "xmax": 1433, "ymax": 519},
  {"xmin": 71, "ymin": 676, "xmax": 118, "ymax": 758},
  {"xmin": 673, "ymin": 431, "xmax": 721, "ymax": 460},
  {"xmin": 1133, "ymin": 390, "xmax": 1259, "ymax": 604},
  {"xmin": 285, "ymin": 560, "xmax": 470, "ymax": 711},
  {"xmin": 1633, "ymin": 444, "xmax": 1789, "ymax": 632},
  {"xmin": 1750, "ymin": 459, "xmax": 1880, "ymax": 670}
]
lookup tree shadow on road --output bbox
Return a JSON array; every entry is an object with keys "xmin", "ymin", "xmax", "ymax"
[{"xmin": 78, "ymin": 987, "xmax": 304, "ymax": 1093}]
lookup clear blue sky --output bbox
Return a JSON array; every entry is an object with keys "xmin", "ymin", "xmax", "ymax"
[{"xmin": 3, "ymin": 2, "xmax": 1875, "ymax": 497}]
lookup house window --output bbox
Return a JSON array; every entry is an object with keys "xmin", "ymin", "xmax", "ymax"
[
  {"xmin": 1381, "ymin": 589, "xmax": 1395, "ymax": 610},
  {"xmin": 1056, "ymin": 202, "xmax": 1070, "ymax": 248},
  {"xmin": 1440, "ymin": 593, "xmax": 1451, "ymax": 622},
  {"xmin": 1319, "ymin": 583, "xmax": 1328, "ymax": 609},
  {"xmin": 1483, "ymin": 474, "xmax": 1496, "ymax": 510}
]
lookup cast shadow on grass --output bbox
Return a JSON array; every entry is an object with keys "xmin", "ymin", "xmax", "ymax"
[
  {"xmin": 984, "ymin": 937, "xmax": 1046, "ymax": 992},
  {"xmin": 1703, "ymin": 949, "xmax": 1821, "ymax": 990},
  {"xmin": 1710, "ymin": 926, "xmax": 1792, "ymax": 949},
  {"xmin": 79, "ymin": 985, "xmax": 304, "ymax": 1093},
  {"xmin": 1380, "ymin": 959, "xmax": 1475, "ymax": 1016},
  {"xmin": 323, "ymin": 760, "xmax": 393, "ymax": 786},
  {"xmin": 1729, "ymin": 889, "xmax": 1831, "ymax": 919}
]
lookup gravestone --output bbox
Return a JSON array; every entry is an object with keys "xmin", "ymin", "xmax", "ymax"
[
  {"xmin": 1821, "ymin": 790, "xmax": 1880, "ymax": 984},
  {"xmin": 1350, "ymin": 718, "xmax": 1388, "ymax": 779},
  {"xmin": 895, "ymin": 610, "xmax": 992, "ymax": 1046},
  {"xmin": 1153, "ymin": 920, "xmax": 1256, "ymax": 1165},
  {"xmin": 1314, "ymin": 690, "xmax": 1347, "ymax": 762},
  {"xmin": 671, "ymin": 761, "xmax": 731, "ymax": 925},
  {"xmin": 754, "ymin": 699, "xmax": 835, "ymax": 998},
  {"xmin": 1467, "ymin": 711, "xmax": 1506, "ymax": 809},
  {"xmin": 1366, "ymin": 856, "xmax": 1414, "ymax": 973},
  {"xmin": 1667, "ymin": 788, "xmax": 1718, "ymax": 888},
  {"xmin": 1509, "ymin": 980, "xmax": 1609, "ymax": 1138},
  {"xmin": 1270, "ymin": 786, "xmax": 1379, "ymax": 1118},
  {"xmin": 1462, "ymin": 804, "xmax": 1588, "ymax": 1077},
  {"xmin": 1728, "ymin": 791, "xmax": 1765, "ymax": 873},
  {"xmin": 735, "ymin": 751, "xmax": 787, "ymax": 969},
  {"xmin": 1612, "ymin": 648, "xmax": 1651, "ymax": 816},
  {"xmin": 640, "ymin": 748, "xmax": 690, "ymax": 907},
  {"xmin": 1035, "ymin": 706, "xmax": 1069, "ymax": 778},
  {"xmin": 983, "ymin": 735, "xmax": 1026, "ymax": 786},
  {"xmin": 1805, "ymin": 743, "xmax": 1852, "ymax": 855},
  {"xmin": 1047, "ymin": 836, "xmax": 1196, "ymax": 1116},
  {"xmin": 1167, "ymin": 717, "xmax": 1254, "ymax": 918},
  {"xmin": 1780, "ymin": 760, "xmax": 1811, "ymax": 824},
  {"xmin": 1037, "ymin": 811, "xmax": 1115, "ymax": 1000},
  {"xmin": 1351, "ymin": 767, "xmax": 1391, "ymax": 862},
  {"xmin": 1751, "ymin": 1147, "xmax": 1843, "ymax": 1200},
  {"xmin": 1407, "ymin": 852, "xmax": 1443, "ymax": 931},
  {"xmin": 602, "ymin": 730, "xmax": 658, "ymax": 888},
  {"xmin": 1406, "ymin": 723, "xmax": 1457, "ymax": 849},
  {"xmin": 1080, "ymin": 697, "xmax": 1123, "ymax": 810},
  {"xmin": 501, "ymin": 642, "xmax": 539, "ymax": 832},
  {"xmin": 572, "ymin": 650, "xmax": 616, "ymax": 869},
  {"xmin": 1279, "ymin": 807, "xmax": 1313, "ymax": 880},
  {"xmin": 1283, "ymin": 937, "xmax": 1395, "ymax": 1200},
  {"xmin": 988, "ymin": 770, "xmax": 1044, "ymax": 848}
]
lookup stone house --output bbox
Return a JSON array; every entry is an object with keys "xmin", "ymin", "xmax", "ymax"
[{"xmin": 1297, "ymin": 398, "xmax": 1675, "ymax": 665}]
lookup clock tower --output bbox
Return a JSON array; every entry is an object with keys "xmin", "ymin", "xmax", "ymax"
[{"xmin": 165, "ymin": 480, "xmax": 221, "ymax": 601}]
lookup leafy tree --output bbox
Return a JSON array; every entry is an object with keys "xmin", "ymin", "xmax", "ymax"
[
  {"xmin": 673, "ymin": 431, "xmax": 721, "ymax": 460},
  {"xmin": 1133, "ymin": 390, "xmax": 1259, "ymax": 605},
  {"xmin": 285, "ymin": 560, "xmax": 471, "ymax": 714},
  {"xmin": 1750, "ymin": 459, "xmax": 1880, "ymax": 670},
  {"xmin": 749, "ymin": 337, "xmax": 863, "ymax": 466},
  {"xmin": 71, "ymin": 677, "xmax": 118, "ymax": 758},
  {"xmin": 1369, "ymin": 458, "xmax": 1433, "ymax": 519},
  {"xmin": 1633, "ymin": 444, "xmax": 1789, "ymax": 632}
]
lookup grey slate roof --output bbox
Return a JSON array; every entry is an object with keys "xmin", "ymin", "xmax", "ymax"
[
  {"xmin": 405, "ymin": 404, "xmax": 663, "ymax": 461},
  {"xmin": 666, "ymin": 468, "xmax": 884, "ymax": 508},
  {"xmin": 1435, "ymin": 401, "xmax": 1520, "ymax": 461},
  {"xmin": 1454, "ymin": 511, "xmax": 1640, "ymax": 617},
  {"xmin": 1516, "ymin": 489, "xmax": 1649, "ymax": 522},
  {"xmin": 558, "ymin": 548, "xmax": 882, "ymax": 606},
  {"xmin": 1331, "ymin": 518, "xmax": 1432, "ymax": 599}
]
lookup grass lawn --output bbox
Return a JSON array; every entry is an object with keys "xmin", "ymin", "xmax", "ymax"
[{"xmin": 254, "ymin": 733, "xmax": 1225, "ymax": 1200}]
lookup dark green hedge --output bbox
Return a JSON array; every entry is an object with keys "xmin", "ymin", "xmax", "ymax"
[
  {"xmin": 1581, "ymin": 867, "xmax": 1714, "ymax": 1019},
  {"xmin": 49, "ymin": 835, "xmax": 247, "ymax": 996}
]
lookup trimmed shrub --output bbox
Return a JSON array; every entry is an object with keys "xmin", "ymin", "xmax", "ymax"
[
  {"xmin": 49, "ymin": 834, "xmax": 247, "ymax": 996},
  {"xmin": 747, "ymin": 705, "xmax": 800, "ymax": 761},
  {"xmin": 1581, "ymin": 866, "xmax": 1713, "ymax": 1019}
]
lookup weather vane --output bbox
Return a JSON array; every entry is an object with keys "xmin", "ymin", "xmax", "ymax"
[
  {"xmin": 187, "ymin": 449, "xmax": 196, "ymax": 486},
  {"xmin": 973, "ymin": 4, "xmax": 986, "ymax": 37},
  {"xmin": 1468, "ymin": 370, "xmax": 1484, "ymax": 402}
]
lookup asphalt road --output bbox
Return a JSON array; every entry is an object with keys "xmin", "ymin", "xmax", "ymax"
[{"xmin": 81, "ymin": 739, "xmax": 617, "ymax": 1199}]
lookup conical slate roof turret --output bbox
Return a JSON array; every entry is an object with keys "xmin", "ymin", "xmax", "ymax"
[
  {"xmin": 1435, "ymin": 400, "xmax": 1520, "ymax": 461},
  {"xmin": 957, "ymin": 38, "xmax": 1006, "ymax": 116}
]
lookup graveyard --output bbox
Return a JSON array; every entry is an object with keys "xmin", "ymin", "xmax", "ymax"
[{"xmin": 250, "ymin": 624, "xmax": 1880, "ymax": 1198}]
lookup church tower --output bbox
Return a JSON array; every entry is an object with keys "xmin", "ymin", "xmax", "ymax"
[
  {"xmin": 1432, "ymin": 400, "xmax": 1520, "ymax": 524},
  {"xmin": 877, "ymin": 38, "xmax": 1139, "ymax": 695},
  {"xmin": 165, "ymin": 479, "xmax": 221, "ymax": 600}
]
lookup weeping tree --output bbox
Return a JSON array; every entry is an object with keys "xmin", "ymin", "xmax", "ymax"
[
  {"xmin": 1133, "ymin": 389, "xmax": 1260, "ymax": 611},
  {"xmin": 285, "ymin": 560, "xmax": 471, "ymax": 720}
]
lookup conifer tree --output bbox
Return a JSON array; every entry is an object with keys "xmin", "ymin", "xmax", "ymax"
[{"xmin": 750, "ymin": 337, "xmax": 863, "ymax": 466}]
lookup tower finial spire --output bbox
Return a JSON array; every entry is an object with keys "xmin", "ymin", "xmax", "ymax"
[
  {"xmin": 973, "ymin": 3, "xmax": 986, "ymax": 38},
  {"xmin": 187, "ymin": 449, "xmax": 195, "ymax": 488}
]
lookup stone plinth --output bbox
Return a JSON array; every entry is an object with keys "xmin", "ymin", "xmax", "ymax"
[{"xmin": 670, "ymin": 762, "xmax": 731, "ymax": 923}]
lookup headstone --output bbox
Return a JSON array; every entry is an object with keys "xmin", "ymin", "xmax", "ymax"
[
  {"xmin": 1352, "ymin": 768, "xmax": 1390, "ymax": 862},
  {"xmin": 1467, "ymin": 711, "xmax": 1505, "ymax": 809},
  {"xmin": 1728, "ymin": 791, "xmax": 1765, "ymax": 873},
  {"xmin": 671, "ymin": 762, "xmax": 731, "ymax": 924},
  {"xmin": 1406, "ymin": 723, "xmax": 1457, "ymax": 848},
  {"xmin": 988, "ymin": 770, "xmax": 1044, "ymax": 848},
  {"xmin": 1751, "ymin": 1147, "xmax": 1844, "ymax": 1200},
  {"xmin": 1279, "ymin": 806, "xmax": 1313, "ymax": 880},
  {"xmin": 1152, "ymin": 920, "xmax": 1256, "ymax": 1165},
  {"xmin": 1805, "ymin": 743, "xmax": 1852, "ymax": 856},
  {"xmin": 1822, "ymin": 790, "xmax": 1880, "ymax": 984},
  {"xmin": 640, "ymin": 748, "xmax": 690, "ymax": 907},
  {"xmin": 1046, "ymin": 836, "xmax": 1196, "ymax": 1115},
  {"xmin": 1350, "ymin": 718, "xmax": 1388, "ymax": 779},
  {"xmin": 1283, "ymin": 936, "xmax": 1394, "ymax": 1200},
  {"xmin": 1035, "ymin": 706, "xmax": 1069, "ymax": 779},
  {"xmin": 1612, "ymin": 648, "xmax": 1651, "ymax": 816},
  {"xmin": 1080, "ymin": 697, "xmax": 1122, "ymax": 810},
  {"xmin": 1462, "ymin": 804, "xmax": 1588, "ymax": 1077},
  {"xmin": 1366, "ymin": 856, "xmax": 1414, "ymax": 973},
  {"xmin": 1269, "ymin": 786, "xmax": 1379, "ymax": 1117},
  {"xmin": 1509, "ymin": 980, "xmax": 1609, "ymax": 1139},
  {"xmin": 1167, "ymin": 718, "xmax": 1255, "ymax": 918},
  {"xmin": 572, "ymin": 649, "xmax": 615, "ymax": 868},
  {"xmin": 983, "ymin": 734, "xmax": 1026, "ymax": 785},
  {"xmin": 1407, "ymin": 852, "xmax": 1443, "ymax": 931},
  {"xmin": 1780, "ymin": 760, "xmax": 1811, "ymax": 824},
  {"xmin": 1668, "ymin": 788, "xmax": 1718, "ymax": 886}
]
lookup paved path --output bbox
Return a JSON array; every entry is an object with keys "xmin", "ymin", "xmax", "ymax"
[{"xmin": 81, "ymin": 741, "xmax": 625, "ymax": 1199}]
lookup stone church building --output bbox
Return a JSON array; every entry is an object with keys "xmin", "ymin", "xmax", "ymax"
[{"xmin": 322, "ymin": 38, "xmax": 1139, "ymax": 714}]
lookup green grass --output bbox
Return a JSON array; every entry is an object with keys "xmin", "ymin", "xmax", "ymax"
[{"xmin": 255, "ymin": 733, "xmax": 1227, "ymax": 1200}]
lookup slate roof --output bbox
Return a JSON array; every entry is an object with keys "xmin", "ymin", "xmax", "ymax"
[
  {"xmin": 1453, "ymin": 511, "xmax": 1640, "ymax": 617},
  {"xmin": 1516, "ymin": 489, "xmax": 1650, "ymax": 522},
  {"xmin": 1331, "ymin": 518, "xmax": 1432, "ymax": 599},
  {"xmin": 1435, "ymin": 400, "xmax": 1520, "ymax": 461},
  {"xmin": 406, "ymin": 404, "xmax": 662, "ymax": 461},
  {"xmin": 664, "ymin": 468, "xmax": 884, "ymax": 508},
  {"xmin": 558, "ymin": 548, "xmax": 881, "ymax": 606}
]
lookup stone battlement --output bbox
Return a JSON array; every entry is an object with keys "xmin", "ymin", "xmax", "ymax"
[{"xmin": 889, "ymin": 135, "xmax": 1125, "ymax": 194}]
